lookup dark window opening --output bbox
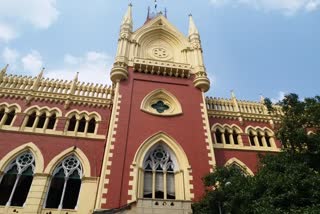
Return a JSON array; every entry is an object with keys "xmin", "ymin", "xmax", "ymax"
[
  {"xmin": 77, "ymin": 117, "xmax": 86, "ymax": 133},
  {"xmin": 0, "ymin": 166, "xmax": 18, "ymax": 205},
  {"xmin": 45, "ymin": 168, "xmax": 65, "ymax": 208},
  {"xmin": 266, "ymin": 135, "xmax": 272, "ymax": 147},
  {"xmin": 225, "ymin": 133, "xmax": 231, "ymax": 144},
  {"xmin": 151, "ymin": 100, "xmax": 169, "ymax": 113},
  {"xmin": 167, "ymin": 172, "xmax": 175, "ymax": 200},
  {"xmin": 257, "ymin": 133, "xmax": 264, "ymax": 147},
  {"xmin": 10, "ymin": 166, "xmax": 34, "ymax": 206},
  {"xmin": 47, "ymin": 114, "xmax": 56, "ymax": 129},
  {"xmin": 249, "ymin": 132, "xmax": 256, "ymax": 146},
  {"xmin": 87, "ymin": 118, "xmax": 96, "ymax": 133},
  {"xmin": 0, "ymin": 109, "xmax": 5, "ymax": 123},
  {"xmin": 36, "ymin": 113, "xmax": 46, "ymax": 128},
  {"xmin": 67, "ymin": 116, "xmax": 77, "ymax": 131},
  {"xmin": 62, "ymin": 171, "xmax": 81, "ymax": 209},
  {"xmin": 215, "ymin": 130, "xmax": 223, "ymax": 144},
  {"xmin": 26, "ymin": 112, "xmax": 36, "ymax": 127},
  {"xmin": 4, "ymin": 110, "xmax": 15, "ymax": 126},
  {"xmin": 233, "ymin": 131, "xmax": 239, "ymax": 145}
]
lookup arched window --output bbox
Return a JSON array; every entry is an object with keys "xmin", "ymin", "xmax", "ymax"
[
  {"xmin": 0, "ymin": 108, "xmax": 4, "ymax": 122},
  {"xmin": 0, "ymin": 152, "xmax": 35, "ymax": 206},
  {"xmin": 47, "ymin": 113, "xmax": 56, "ymax": 130},
  {"xmin": 36, "ymin": 113, "xmax": 46, "ymax": 129},
  {"xmin": 77, "ymin": 117, "xmax": 86, "ymax": 133},
  {"xmin": 45, "ymin": 155, "xmax": 82, "ymax": 209},
  {"xmin": 87, "ymin": 118, "xmax": 96, "ymax": 133},
  {"xmin": 143, "ymin": 145, "xmax": 176, "ymax": 200},
  {"xmin": 232, "ymin": 130, "xmax": 239, "ymax": 145},
  {"xmin": 26, "ymin": 112, "xmax": 37, "ymax": 128},
  {"xmin": 249, "ymin": 131, "xmax": 256, "ymax": 146},
  {"xmin": 4, "ymin": 110, "xmax": 15, "ymax": 126},
  {"xmin": 215, "ymin": 129, "xmax": 223, "ymax": 144},
  {"xmin": 67, "ymin": 115, "xmax": 77, "ymax": 131},
  {"xmin": 257, "ymin": 132, "xmax": 264, "ymax": 147},
  {"xmin": 225, "ymin": 130, "xmax": 231, "ymax": 144}
]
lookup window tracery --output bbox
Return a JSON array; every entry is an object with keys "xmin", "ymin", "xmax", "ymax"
[
  {"xmin": 143, "ymin": 144, "xmax": 176, "ymax": 200},
  {"xmin": 0, "ymin": 152, "xmax": 35, "ymax": 207},
  {"xmin": 45, "ymin": 155, "xmax": 82, "ymax": 210},
  {"xmin": 141, "ymin": 89, "xmax": 182, "ymax": 117}
]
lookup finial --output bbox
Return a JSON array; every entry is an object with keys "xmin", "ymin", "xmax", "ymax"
[
  {"xmin": 122, "ymin": 3, "xmax": 133, "ymax": 27},
  {"xmin": 38, "ymin": 67, "xmax": 45, "ymax": 77},
  {"xmin": 260, "ymin": 94, "xmax": 265, "ymax": 103},
  {"xmin": 188, "ymin": 14, "xmax": 199, "ymax": 36},
  {"xmin": 231, "ymin": 90, "xmax": 236, "ymax": 99},
  {"xmin": 74, "ymin": 72, "xmax": 79, "ymax": 81},
  {"xmin": 1, "ymin": 64, "xmax": 9, "ymax": 74}
]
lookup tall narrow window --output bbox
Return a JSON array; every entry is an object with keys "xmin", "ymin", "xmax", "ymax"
[
  {"xmin": 47, "ymin": 114, "xmax": 56, "ymax": 130},
  {"xmin": 87, "ymin": 118, "xmax": 96, "ymax": 133},
  {"xmin": 67, "ymin": 116, "xmax": 77, "ymax": 131},
  {"xmin": 225, "ymin": 131, "xmax": 231, "ymax": 144},
  {"xmin": 257, "ymin": 132, "xmax": 264, "ymax": 147},
  {"xmin": 77, "ymin": 117, "xmax": 86, "ymax": 133},
  {"xmin": 0, "ymin": 152, "xmax": 35, "ymax": 206},
  {"xmin": 36, "ymin": 113, "xmax": 46, "ymax": 128},
  {"xmin": 26, "ymin": 112, "xmax": 37, "ymax": 128},
  {"xmin": 249, "ymin": 131, "xmax": 256, "ymax": 146},
  {"xmin": 233, "ymin": 130, "xmax": 239, "ymax": 145},
  {"xmin": 215, "ymin": 129, "xmax": 223, "ymax": 144},
  {"xmin": 143, "ymin": 145, "xmax": 176, "ymax": 200},
  {"xmin": 4, "ymin": 110, "xmax": 15, "ymax": 126},
  {"xmin": 45, "ymin": 155, "xmax": 82, "ymax": 209},
  {"xmin": 265, "ymin": 134, "xmax": 272, "ymax": 147},
  {"xmin": 0, "ymin": 108, "xmax": 4, "ymax": 122}
]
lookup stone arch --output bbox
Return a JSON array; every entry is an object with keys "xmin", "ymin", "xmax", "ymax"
[
  {"xmin": 65, "ymin": 110, "xmax": 102, "ymax": 121},
  {"xmin": 24, "ymin": 105, "xmax": 62, "ymax": 117},
  {"xmin": 44, "ymin": 147, "xmax": 91, "ymax": 177},
  {"xmin": 0, "ymin": 142, "xmax": 44, "ymax": 174},
  {"xmin": 225, "ymin": 157, "xmax": 254, "ymax": 176},
  {"xmin": 130, "ymin": 132, "xmax": 193, "ymax": 201},
  {"xmin": 0, "ymin": 102, "xmax": 21, "ymax": 113},
  {"xmin": 140, "ymin": 89, "xmax": 183, "ymax": 117}
]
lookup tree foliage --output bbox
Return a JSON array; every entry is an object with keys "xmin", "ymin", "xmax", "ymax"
[{"xmin": 193, "ymin": 94, "xmax": 320, "ymax": 214}]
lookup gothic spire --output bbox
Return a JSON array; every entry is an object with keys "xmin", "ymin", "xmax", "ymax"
[
  {"xmin": 122, "ymin": 3, "xmax": 133, "ymax": 28},
  {"xmin": 188, "ymin": 14, "xmax": 199, "ymax": 36}
]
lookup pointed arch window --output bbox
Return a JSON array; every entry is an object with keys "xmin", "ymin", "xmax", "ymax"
[
  {"xmin": 215, "ymin": 129, "xmax": 223, "ymax": 144},
  {"xmin": 87, "ymin": 118, "xmax": 96, "ymax": 133},
  {"xmin": 47, "ymin": 113, "xmax": 57, "ymax": 130},
  {"xmin": 4, "ymin": 110, "xmax": 15, "ymax": 126},
  {"xmin": 26, "ymin": 111, "xmax": 37, "ymax": 128},
  {"xmin": 232, "ymin": 130, "xmax": 239, "ymax": 145},
  {"xmin": 37, "ymin": 113, "xmax": 46, "ymax": 129},
  {"xmin": 0, "ymin": 152, "xmax": 35, "ymax": 206},
  {"xmin": 249, "ymin": 131, "xmax": 256, "ymax": 146},
  {"xmin": 45, "ymin": 155, "xmax": 82, "ymax": 210},
  {"xmin": 143, "ymin": 144, "xmax": 176, "ymax": 200},
  {"xmin": 67, "ymin": 115, "xmax": 77, "ymax": 131},
  {"xmin": 77, "ymin": 117, "xmax": 86, "ymax": 133}
]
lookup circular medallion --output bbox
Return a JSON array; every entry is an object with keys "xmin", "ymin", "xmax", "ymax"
[{"xmin": 152, "ymin": 47, "xmax": 169, "ymax": 59}]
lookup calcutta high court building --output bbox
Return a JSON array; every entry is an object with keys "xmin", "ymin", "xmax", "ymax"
[{"xmin": 0, "ymin": 4, "xmax": 282, "ymax": 214}]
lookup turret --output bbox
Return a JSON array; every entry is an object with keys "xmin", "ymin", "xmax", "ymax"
[
  {"xmin": 110, "ymin": 4, "xmax": 133, "ymax": 83},
  {"xmin": 189, "ymin": 14, "xmax": 210, "ymax": 92}
]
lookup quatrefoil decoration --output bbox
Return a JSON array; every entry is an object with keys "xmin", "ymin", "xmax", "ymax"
[{"xmin": 151, "ymin": 101, "xmax": 169, "ymax": 113}]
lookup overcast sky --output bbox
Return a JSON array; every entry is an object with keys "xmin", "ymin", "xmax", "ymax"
[{"xmin": 0, "ymin": 0, "xmax": 319, "ymax": 102}]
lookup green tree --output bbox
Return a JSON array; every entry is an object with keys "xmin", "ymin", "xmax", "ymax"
[{"xmin": 193, "ymin": 94, "xmax": 320, "ymax": 214}]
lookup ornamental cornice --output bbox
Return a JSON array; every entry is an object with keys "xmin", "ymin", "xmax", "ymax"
[
  {"xmin": 0, "ymin": 74, "xmax": 114, "ymax": 108},
  {"xmin": 133, "ymin": 58, "xmax": 192, "ymax": 79}
]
